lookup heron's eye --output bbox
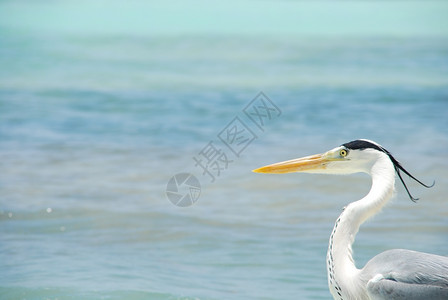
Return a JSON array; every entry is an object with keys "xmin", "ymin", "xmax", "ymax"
[{"xmin": 340, "ymin": 149, "xmax": 348, "ymax": 157}]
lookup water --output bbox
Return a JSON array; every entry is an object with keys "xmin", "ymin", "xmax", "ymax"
[{"xmin": 1, "ymin": 1, "xmax": 448, "ymax": 300}]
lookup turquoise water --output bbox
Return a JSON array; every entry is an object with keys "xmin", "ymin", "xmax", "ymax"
[{"xmin": 1, "ymin": 1, "xmax": 448, "ymax": 300}]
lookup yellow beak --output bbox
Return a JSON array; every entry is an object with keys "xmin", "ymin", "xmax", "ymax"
[{"xmin": 252, "ymin": 153, "xmax": 329, "ymax": 174}]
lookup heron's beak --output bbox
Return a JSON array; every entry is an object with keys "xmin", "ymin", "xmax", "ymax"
[{"xmin": 253, "ymin": 153, "xmax": 330, "ymax": 174}]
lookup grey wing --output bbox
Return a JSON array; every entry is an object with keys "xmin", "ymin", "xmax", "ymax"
[
  {"xmin": 367, "ymin": 279, "xmax": 448, "ymax": 300},
  {"xmin": 360, "ymin": 249, "xmax": 448, "ymax": 300}
]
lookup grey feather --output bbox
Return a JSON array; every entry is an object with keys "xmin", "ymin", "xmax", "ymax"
[{"xmin": 361, "ymin": 249, "xmax": 448, "ymax": 299}]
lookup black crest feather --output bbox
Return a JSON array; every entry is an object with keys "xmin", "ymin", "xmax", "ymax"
[{"xmin": 342, "ymin": 140, "xmax": 434, "ymax": 202}]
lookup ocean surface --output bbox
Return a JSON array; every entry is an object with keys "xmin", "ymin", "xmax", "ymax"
[{"xmin": 1, "ymin": 1, "xmax": 448, "ymax": 300}]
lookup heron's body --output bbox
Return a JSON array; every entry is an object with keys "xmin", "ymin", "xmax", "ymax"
[{"xmin": 254, "ymin": 139, "xmax": 448, "ymax": 300}]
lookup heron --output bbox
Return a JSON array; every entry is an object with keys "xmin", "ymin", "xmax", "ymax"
[{"xmin": 253, "ymin": 139, "xmax": 448, "ymax": 300}]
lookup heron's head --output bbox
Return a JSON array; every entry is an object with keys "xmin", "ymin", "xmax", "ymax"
[{"xmin": 253, "ymin": 139, "xmax": 433, "ymax": 201}]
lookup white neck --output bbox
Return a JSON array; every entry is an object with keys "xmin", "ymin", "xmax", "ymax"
[{"xmin": 327, "ymin": 155, "xmax": 395, "ymax": 300}]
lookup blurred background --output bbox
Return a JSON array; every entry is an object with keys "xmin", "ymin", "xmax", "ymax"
[{"xmin": 1, "ymin": 1, "xmax": 447, "ymax": 299}]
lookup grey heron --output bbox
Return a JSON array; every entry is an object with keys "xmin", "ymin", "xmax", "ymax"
[{"xmin": 253, "ymin": 139, "xmax": 448, "ymax": 300}]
